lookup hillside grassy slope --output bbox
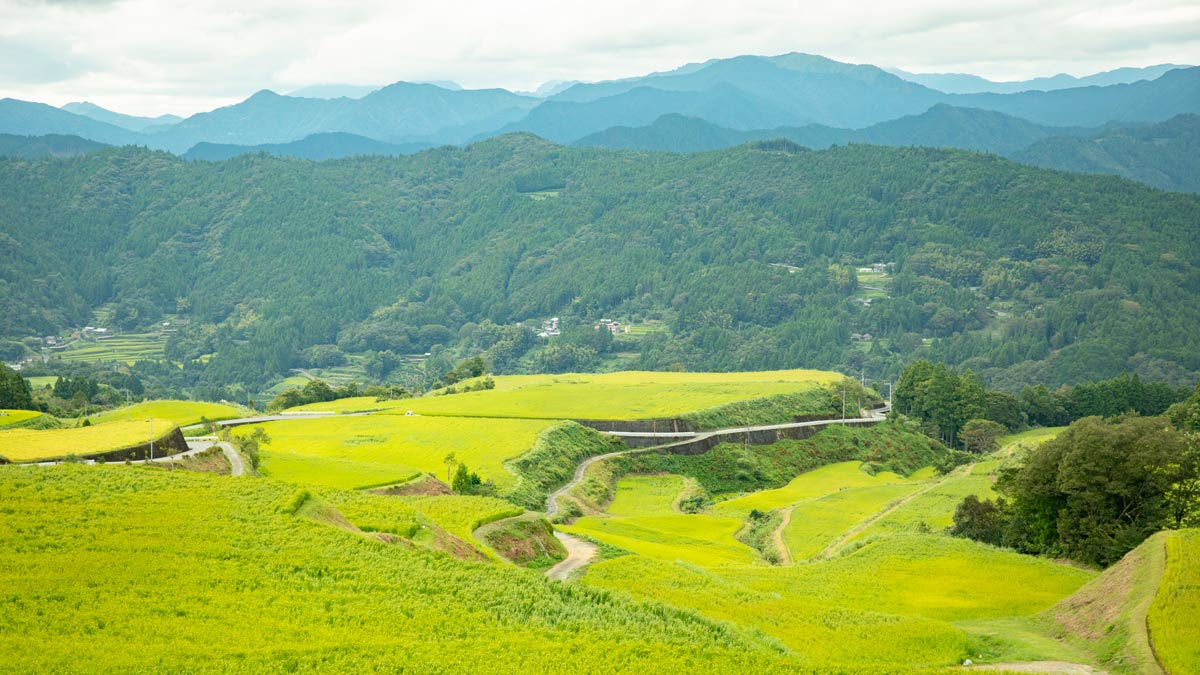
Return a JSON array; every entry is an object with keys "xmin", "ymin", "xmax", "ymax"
[{"xmin": 0, "ymin": 465, "xmax": 803, "ymax": 674}]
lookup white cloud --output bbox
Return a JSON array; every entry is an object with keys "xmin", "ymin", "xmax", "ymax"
[{"xmin": 0, "ymin": 0, "xmax": 1196, "ymax": 116}]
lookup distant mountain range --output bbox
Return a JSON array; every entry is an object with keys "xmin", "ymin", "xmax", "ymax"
[
  {"xmin": 2, "ymin": 52, "xmax": 1198, "ymax": 191},
  {"xmin": 888, "ymin": 63, "xmax": 1192, "ymax": 94},
  {"xmin": 574, "ymin": 104, "xmax": 1092, "ymax": 155},
  {"xmin": 60, "ymin": 101, "xmax": 182, "ymax": 132}
]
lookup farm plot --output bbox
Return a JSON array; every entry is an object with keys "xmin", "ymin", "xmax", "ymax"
[
  {"xmin": 289, "ymin": 369, "xmax": 841, "ymax": 420},
  {"xmin": 240, "ymin": 415, "xmax": 558, "ymax": 490},
  {"xmin": 0, "ymin": 417, "xmax": 176, "ymax": 462},
  {"xmin": 0, "ymin": 465, "xmax": 797, "ymax": 675},
  {"xmin": 0, "ymin": 409, "xmax": 43, "ymax": 428},
  {"xmin": 782, "ymin": 482, "xmax": 929, "ymax": 559},
  {"xmin": 88, "ymin": 400, "xmax": 245, "ymax": 427},
  {"xmin": 580, "ymin": 534, "xmax": 1094, "ymax": 668},
  {"xmin": 1149, "ymin": 529, "xmax": 1200, "ymax": 674},
  {"xmin": 713, "ymin": 461, "xmax": 923, "ymax": 518},
  {"xmin": 560, "ymin": 474, "xmax": 760, "ymax": 567},
  {"xmin": 53, "ymin": 333, "xmax": 166, "ymax": 364}
]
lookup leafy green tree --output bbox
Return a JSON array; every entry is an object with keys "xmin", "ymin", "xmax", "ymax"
[
  {"xmin": 0, "ymin": 365, "xmax": 34, "ymax": 410},
  {"xmin": 959, "ymin": 419, "xmax": 1006, "ymax": 453}
]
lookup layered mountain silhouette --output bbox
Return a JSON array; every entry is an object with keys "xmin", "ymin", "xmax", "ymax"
[{"xmin": 2, "ymin": 52, "xmax": 1198, "ymax": 192}]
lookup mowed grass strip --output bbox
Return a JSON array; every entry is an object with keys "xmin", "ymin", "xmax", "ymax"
[
  {"xmin": 88, "ymin": 400, "xmax": 245, "ymax": 427},
  {"xmin": 243, "ymin": 415, "xmax": 557, "ymax": 490},
  {"xmin": 783, "ymin": 482, "xmax": 927, "ymax": 560},
  {"xmin": 289, "ymin": 369, "xmax": 841, "ymax": 419},
  {"xmin": 1148, "ymin": 529, "xmax": 1200, "ymax": 674},
  {"xmin": 0, "ymin": 418, "xmax": 176, "ymax": 462}
]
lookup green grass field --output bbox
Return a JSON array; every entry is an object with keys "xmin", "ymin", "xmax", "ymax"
[
  {"xmin": 24, "ymin": 376, "xmax": 57, "ymax": 390},
  {"xmin": 397, "ymin": 494, "xmax": 524, "ymax": 549},
  {"xmin": 0, "ymin": 417, "xmax": 176, "ymax": 462},
  {"xmin": 0, "ymin": 465, "xmax": 800, "ymax": 674},
  {"xmin": 581, "ymin": 534, "xmax": 1093, "ymax": 667},
  {"xmin": 241, "ymin": 415, "xmax": 558, "ymax": 490},
  {"xmin": 1149, "ymin": 529, "xmax": 1200, "ymax": 674},
  {"xmin": 87, "ymin": 400, "xmax": 245, "ymax": 427},
  {"xmin": 0, "ymin": 409, "xmax": 43, "ymax": 428},
  {"xmin": 848, "ymin": 468, "xmax": 999, "ymax": 541},
  {"xmin": 288, "ymin": 369, "xmax": 842, "ymax": 419},
  {"xmin": 53, "ymin": 333, "xmax": 167, "ymax": 364},
  {"xmin": 713, "ymin": 461, "xmax": 925, "ymax": 518},
  {"xmin": 607, "ymin": 475, "xmax": 687, "ymax": 516},
  {"xmin": 562, "ymin": 512, "xmax": 760, "ymax": 566},
  {"xmin": 782, "ymin": 482, "xmax": 928, "ymax": 559},
  {"xmin": 560, "ymin": 473, "xmax": 761, "ymax": 566}
]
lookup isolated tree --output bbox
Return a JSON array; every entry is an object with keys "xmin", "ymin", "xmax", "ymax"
[
  {"xmin": 959, "ymin": 419, "xmax": 1006, "ymax": 453},
  {"xmin": 443, "ymin": 452, "xmax": 457, "ymax": 483}
]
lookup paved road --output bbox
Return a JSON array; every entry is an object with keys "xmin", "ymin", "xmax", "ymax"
[
  {"xmin": 29, "ymin": 437, "xmax": 244, "ymax": 475},
  {"xmin": 186, "ymin": 436, "xmax": 244, "ymax": 476}
]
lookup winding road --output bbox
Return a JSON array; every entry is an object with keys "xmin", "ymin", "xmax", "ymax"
[
  {"xmin": 31, "ymin": 436, "xmax": 244, "ymax": 476},
  {"xmin": 547, "ymin": 406, "xmax": 889, "ymax": 517}
]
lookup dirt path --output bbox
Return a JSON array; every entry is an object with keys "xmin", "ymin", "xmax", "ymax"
[
  {"xmin": 772, "ymin": 506, "xmax": 795, "ymax": 565},
  {"xmin": 546, "ymin": 531, "xmax": 598, "ymax": 581},
  {"xmin": 968, "ymin": 661, "xmax": 1110, "ymax": 675},
  {"xmin": 818, "ymin": 463, "xmax": 973, "ymax": 558},
  {"xmin": 187, "ymin": 436, "xmax": 244, "ymax": 477}
]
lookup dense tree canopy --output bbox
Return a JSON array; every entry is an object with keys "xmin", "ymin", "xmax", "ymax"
[{"xmin": 2, "ymin": 136, "xmax": 1199, "ymax": 396}]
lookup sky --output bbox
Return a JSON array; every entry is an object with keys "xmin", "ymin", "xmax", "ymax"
[{"xmin": 2, "ymin": 0, "xmax": 1198, "ymax": 117}]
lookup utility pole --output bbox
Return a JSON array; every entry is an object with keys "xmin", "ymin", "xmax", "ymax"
[
  {"xmin": 148, "ymin": 418, "xmax": 154, "ymax": 461},
  {"xmin": 841, "ymin": 381, "xmax": 847, "ymax": 422}
]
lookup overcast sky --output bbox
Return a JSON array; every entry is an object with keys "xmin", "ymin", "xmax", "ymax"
[{"xmin": 2, "ymin": 0, "xmax": 1198, "ymax": 117}]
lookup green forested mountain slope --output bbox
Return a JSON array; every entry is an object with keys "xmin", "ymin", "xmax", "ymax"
[
  {"xmin": 2, "ymin": 136, "xmax": 1198, "ymax": 395},
  {"xmin": 575, "ymin": 105, "xmax": 1086, "ymax": 155},
  {"xmin": 0, "ymin": 133, "xmax": 111, "ymax": 158},
  {"xmin": 182, "ymin": 132, "xmax": 433, "ymax": 161},
  {"xmin": 1014, "ymin": 114, "xmax": 1200, "ymax": 193}
]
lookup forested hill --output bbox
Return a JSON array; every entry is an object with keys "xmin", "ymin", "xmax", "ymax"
[{"xmin": 2, "ymin": 135, "xmax": 1198, "ymax": 396}]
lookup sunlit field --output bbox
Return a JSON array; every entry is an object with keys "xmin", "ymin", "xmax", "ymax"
[
  {"xmin": 88, "ymin": 400, "xmax": 245, "ymax": 427},
  {"xmin": 0, "ymin": 417, "xmax": 176, "ymax": 462},
  {"xmin": 241, "ymin": 415, "xmax": 558, "ymax": 490},
  {"xmin": 288, "ymin": 369, "xmax": 841, "ymax": 420}
]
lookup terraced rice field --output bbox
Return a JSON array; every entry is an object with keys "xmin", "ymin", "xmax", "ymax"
[
  {"xmin": 53, "ymin": 333, "xmax": 167, "ymax": 364},
  {"xmin": 782, "ymin": 482, "xmax": 928, "ymax": 559},
  {"xmin": 0, "ymin": 409, "xmax": 43, "ymax": 428},
  {"xmin": 560, "ymin": 473, "xmax": 760, "ymax": 566},
  {"xmin": 713, "ymin": 461, "xmax": 930, "ymax": 518},
  {"xmin": 0, "ymin": 417, "xmax": 176, "ymax": 462},
  {"xmin": 580, "ymin": 534, "xmax": 1093, "ymax": 667},
  {"xmin": 0, "ymin": 466, "xmax": 794, "ymax": 674},
  {"xmin": 240, "ymin": 415, "xmax": 559, "ymax": 490},
  {"xmin": 1148, "ymin": 529, "xmax": 1200, "ymax": 674},
  {"xmin": 88, "ymin": 400, "xmax": 245, "ymax": 427},
  {"xmin": 288, "ymin": 369, "xmax": 841, "ymax": 419}
]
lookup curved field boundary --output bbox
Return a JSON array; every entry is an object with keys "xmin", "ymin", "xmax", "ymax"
[{"xmin": 546, "ymin": 410, "xmax": 887, "ymax": 517}]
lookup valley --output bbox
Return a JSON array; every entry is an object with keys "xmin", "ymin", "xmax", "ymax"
[{"xmin": 1, "ymin": 21, "xmax": 1199, "ymax": 675}]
